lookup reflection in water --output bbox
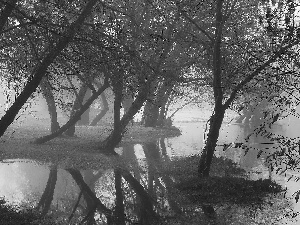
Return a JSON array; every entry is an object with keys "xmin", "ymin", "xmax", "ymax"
[
  {"xmin": 1, "ymin": 119, "xmax": 300, "ymax": 223},
  {"xmin": 36, "ymin": 165, "xmax": 57, "ymax": 216},
  {"xmin": 217, "ymin": 118, "xmax": 300, "ymax": 221},
  {"xmin": 171, "ymin": 120, "xmax": 300, "ymax": 222},
  {"xmin": 0, "ymin": 159, "xmax": 51, "ymax": 206},
  {"xmin": 0, "ymin": 142, "xmax": 181, "ymax": 224}
]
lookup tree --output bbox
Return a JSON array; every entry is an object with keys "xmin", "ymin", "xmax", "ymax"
[
  {"xmin": 64, "ymin": 82, "xmax": 90, "ymax": 136},
  {"xmin": 39, "ymin": 76, "xmax": 60, "ymax": 133},
  {"xmin": 89, "ymin": 91, "xmax": 109, "ymax": 126},
  {"xmin": 183, "ymin": 0, "xmax": 300, "ymax": 177},
  {"xmin": 34, "ymin": 78, "xmax": 109, "ymax": 144},
  {"xmin": 97, "ymin": 0, "xmax": 209, "ymax": 151},
  {"xmin": 96, "ymin": 0, "xmax": 182, "ymax": 151},
  {"xmin": 0, "ymin": 0, "xmax": 99, "ymax": 137},
  {"xmin": 143, "ymin": 78, "xmax": 173, "ymax": 127}
]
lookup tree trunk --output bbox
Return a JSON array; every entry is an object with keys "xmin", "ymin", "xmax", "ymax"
[
  {"xmin": 77, "ymin": 88, "xmax": 91, "ymax": 125},
  {"xmin": 65, "ymin": 84, "xmax": 88, "ymax": 136},
  {"xmin": 112, "ymin": 72, "xmax": 123, "ymax": 144},
  {"xmin": 33, "ymin": 82, "xmax": 108, "ymax": 144},
  {"xmin": 99, "ymin": 88, "xmax": 148, "ymax": 152},
  {"xmin": 89, "ymin": 92, "xmax": 109, "ymax": 126},
  {"xmin": 40, "ymin": 77, "xmax": 60, "ymax": 133},
  {"xmin": 123, "ymin": 91, "xmax": 134, "ymax": 124},
  {"xmin": 198, "ymin": 0, "xmax": 224, "ymax": 178},
  {"xmin": 0, "ymin": 0, "xmax": 98, "ymax": 138},
  {"xmin": 122, "ymin": 91, "xmax": 134, "ymax": 114},
  {"xmin": 141, "ymin": 79, "xmax": 159, "ymax": 127},
  {"xmin": 144, "ymin": 80, "xmax": 170, "ymax": 127},
  {"xmin": 143, "ymin": 100, "xmax": 160, "ymax": 127},
  {"xmin": 157, "ymin": 84, "xmax": 173, "ymax": 127},
  {"xmin": 100, "ymin": 71, "xmax": 123, "ymax": 153},
  {"xmin": 198, "ymin": 109, "xmax": 225, "ymax": 177},
  {"xmin": 157, "ymin": 105, "xmax": 166, "ymax": 127}
]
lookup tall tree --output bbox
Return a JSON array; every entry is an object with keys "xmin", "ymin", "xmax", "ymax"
[
  {"xmin": 98, "ymin": 0, "xmax": 202, "ymax": 151},
  {"xmin": 187, "ymin": 0, "xmax": 300, "ymax": 177}
]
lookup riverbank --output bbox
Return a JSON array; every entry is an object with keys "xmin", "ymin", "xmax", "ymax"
[
  {"xmin": 1, "ymin": 120, "xmax": 299, "ymax": 224},
  {"xmin": 161, "ymin": 155, "xmax": 296, "ymax": 224},
  {"xmin": 0, "ymin": 122, "xmax": 181, "ymax": 169}
]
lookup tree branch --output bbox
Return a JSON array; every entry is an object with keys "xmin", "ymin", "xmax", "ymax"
[{"xmin": 224, "ymin": 40, "xmax": 300, "ymax": 109}]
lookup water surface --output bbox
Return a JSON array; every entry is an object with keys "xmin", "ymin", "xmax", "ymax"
[{"xmin": 0, "ymin": 118, "xmax": 300, "ymax": 223}]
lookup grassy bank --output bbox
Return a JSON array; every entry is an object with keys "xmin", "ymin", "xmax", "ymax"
[
  {"xmin": 161, "ymin": 155, "xmax": 297, "ymax": 224},
  {"xmin": 0, "ymin": 121, "xmax": 181, "ymax": 169}
]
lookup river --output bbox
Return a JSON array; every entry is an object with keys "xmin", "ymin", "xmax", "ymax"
[{"xmin": 1, "ymin": 114, "xmax": 300, "ymax": 224}]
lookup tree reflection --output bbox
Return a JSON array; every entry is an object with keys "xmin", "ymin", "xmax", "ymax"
[
  {"xmin": 82, "ymin": 170, "xmax": 105, "ymax": 224},
  {"xmin": 114, "ymin": 168, "xmax": 125, "ymax": 225},
  {"xmin": 120, "ymin": 167, "xmax": 158, "ymax": 224},
  {"xmin": 142, "ymin": 140, "xmax": 183, "ymax": 216},
  {"xmin": 36, "ymin": 165, "xmax": 57, "ymax": 216},
  {"xmin": 67, "ymin": 169, "xmax": 113, "ymax": 224},
  {"xmin": 66, "ymin": 166, "xmax": 158, "ymax": 224}
]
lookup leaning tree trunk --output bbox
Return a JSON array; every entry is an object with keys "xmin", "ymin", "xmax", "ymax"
[
  {"xmin": 0, "ymin": 0, "xmax": 98, "ymax": 138},
  {"xmin": 99, "ymin": 88, "xmax": 148, "ymax": 153},
  {"xmin": 40, "ymin": 77, "xmax": 60, "ymax": 133},
  {"xmin": 64, "ymin": 84, "xmax": 88, "ymax": 136},
  {"xmin": 198, "ymin": 108, "xmax": 225, "ymax": 177},
  {"xmin": 34, "ymin": 82, "xmax": 109, "ymax": 144},
  {"xmin": 89, "ymin": 92, "xmax": 109, "ymax": 126}
]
